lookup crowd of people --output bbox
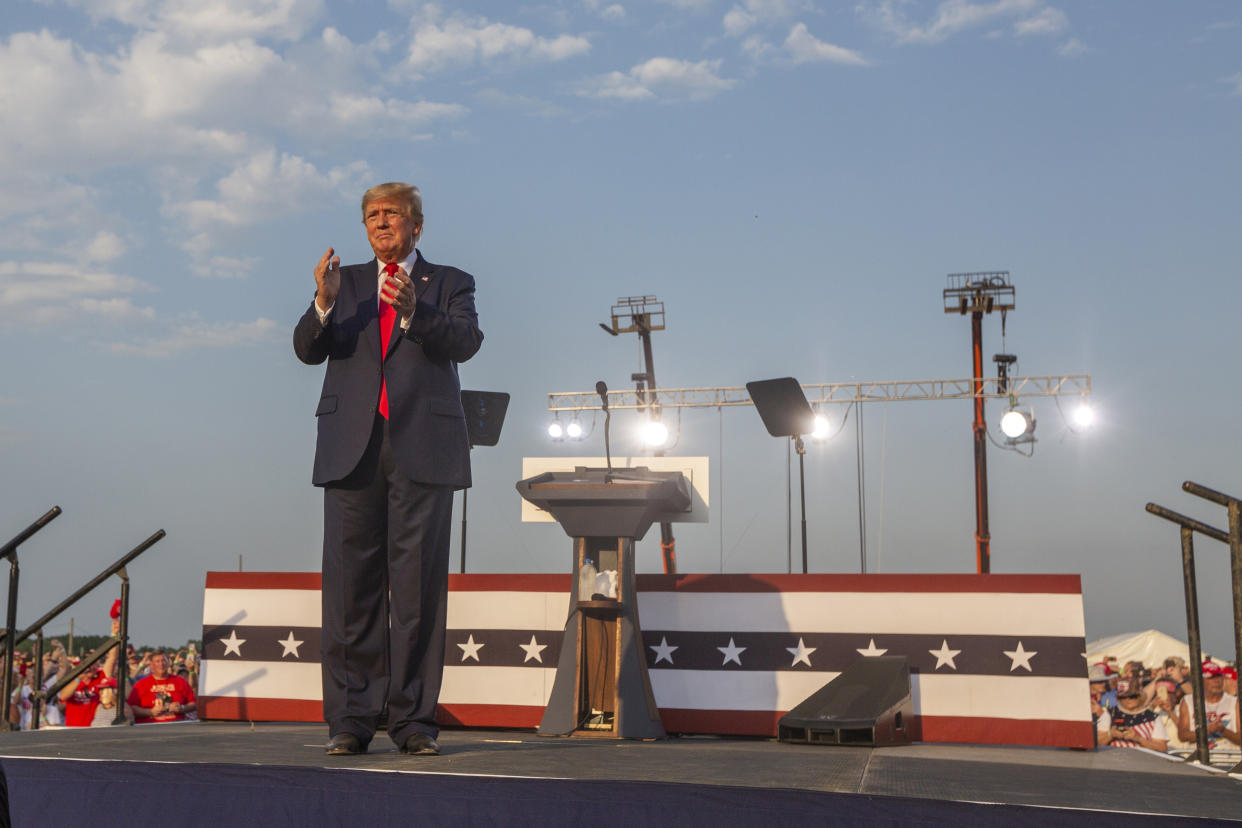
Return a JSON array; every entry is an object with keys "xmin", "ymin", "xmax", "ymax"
[
  {"xmin": 1091, "ymin": 654, "xmax": 1240, "ymax": 757},
  {"xmin": 7, "ymin": 603, "xmax": 198, "ymax": 730}
]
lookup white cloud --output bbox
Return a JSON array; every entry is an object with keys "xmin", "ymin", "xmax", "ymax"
[
  {"xmin": 327, "ymin": 94, "xmax": 468, "ymax": 126},
  {"xmin": 44, "ymin": 0, "xmax": 326, "ymax": 42},
  {"xmin": 723, "ymin": 0, "xmax": 804, "ymax": 36},
  {"xmin": 724, "ymin": 7, "xmax": 757, "ymax": 36},
  {"xmin": 84, "ymin": 232, "xmax": 129, "ymax": 262},
  {"xmin": 580, "ymin": 57, "xmax": 735, "ymax": 101},
  {"xmin": 1014, "ymin": 6, "xmax": 1067, "ymax": 36},
  {"xmin": 654, "ymin": 0, "xmax": 714, "ymax": 9},
  {"xmin": 0, "ymin": 261, "xmax": 145, "ymax": 308},
  {"xmin": 108, "ymin": 316, "xmax": 280, "ymax": 356},
  {"xmin": 407, "ymin": 13, "xmax": 590, "ymax": 75},
  {"xmin": 80, "ymin": 297, "xmax": 158, "ymax": 321},
  {"xmin": 1057, "ymin": 37, "xmax": 1088, "ymax": 58},
  {"xmin": 740, "ymin": 34, "xmax": 773, "ymax": 62},
  {"xmin": 0, "ymin": 258, "xmax": 279, "ymax": 352},
  {"xmin": 861, "ymin": 0, "xmax": 1044, "ymax": 45},
  {"xmin": 583, "ymin": 0, "xmax": 626, "ymax": 20},
  {"xmin": 0, "ymin": 29, "xmax": 261, "ymax": 169},
  {"xmin": 0, "ymin": 26, "xmax": 463, "ymax": 175},
  {"xmin": 173, "ymin": 150, "xmax": 371, "ymax": 231},
  {"xmin": 785, "ymin": 23, "xmax": 869, "ymax": 65}
]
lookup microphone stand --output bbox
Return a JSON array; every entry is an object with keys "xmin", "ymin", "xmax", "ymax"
[{"xmin": 597, "ymin": 381, "xmax": 613, "ymax": 473}]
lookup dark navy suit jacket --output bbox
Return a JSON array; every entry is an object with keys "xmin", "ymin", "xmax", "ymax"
[{"xmin": 293, "ymin": 253, "xmax": 483, "ymax": 488}]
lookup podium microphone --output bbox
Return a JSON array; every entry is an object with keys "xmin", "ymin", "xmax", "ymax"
[{"xmin": 596, "ymin": 381, "xmax": 613, "ymax": 473}]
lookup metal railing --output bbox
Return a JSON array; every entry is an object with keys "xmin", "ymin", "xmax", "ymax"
[
  {"xmin": 1146, "ymin": 481, "xmax": 1242, "ymax": 772},
  {"xmin": 1, "ymin": 506, "xmax": 61, "ymax": 728},
  {"xmin": 1, "ymin": 507, "xmax": 164, "ymax": 729}
]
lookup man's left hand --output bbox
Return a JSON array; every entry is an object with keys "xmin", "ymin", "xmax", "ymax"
[{"xmin": 381, "ymin": 271, "xmax": 415, "ymax": 317}]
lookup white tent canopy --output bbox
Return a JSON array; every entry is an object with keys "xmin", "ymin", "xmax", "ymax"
[{"xmin": 1086, "ymin": 629, "xmax": 1228, "ymax": 669}]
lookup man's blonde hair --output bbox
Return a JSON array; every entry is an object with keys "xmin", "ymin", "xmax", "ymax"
[{"xmin": 361, "ymin": 182, "xmax": 423, "ymax": 223}]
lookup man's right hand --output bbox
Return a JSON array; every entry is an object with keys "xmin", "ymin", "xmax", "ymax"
[{"xmin": 315, "ymin": 247, "xmax": 341, "ymax": 312}]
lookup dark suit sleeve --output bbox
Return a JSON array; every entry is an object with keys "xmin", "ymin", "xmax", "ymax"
[
  {"xmin": 406, "ymin": 271, "xmax": 483, "ymax": 363},
  {"xmin": 293, "ymin": 299, "xmax": 331, "ymax": 365}
]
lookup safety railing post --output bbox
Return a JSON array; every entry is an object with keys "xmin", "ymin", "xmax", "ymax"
[
  {"xmin": 1178, "ymin": 527, "xmax": 1211, "ymax": 764},
  {"xmin": 114, "ymin": 572, "xmax": 131, "ymax": 726},
  {"xmin": 2, "ymin": 553, "xmax": 19, "ymax": 731}
]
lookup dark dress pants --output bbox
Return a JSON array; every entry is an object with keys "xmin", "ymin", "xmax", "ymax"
[{"xmin": 321, "ymin": 414, "xmax": 454, "ymax": 748}]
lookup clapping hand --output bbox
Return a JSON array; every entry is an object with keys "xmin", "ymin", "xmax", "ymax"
[{"xmin": 315, "ymin": 247, "xmax": 341, "ymax": 311}]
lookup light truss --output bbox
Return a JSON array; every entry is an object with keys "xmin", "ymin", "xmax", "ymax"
[{"xmin": 547, "ymin": 374, "xmax": 1091, "ymax": 412}]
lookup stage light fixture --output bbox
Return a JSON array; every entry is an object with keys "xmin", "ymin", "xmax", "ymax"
[
  {"xmin": 640, "ymin": 420, "xmax": 669, "ymax": 448},
  {"xmin": 547, "ymin": 421, "xmax": 564, "ymax": 441},
  {"xmin": 1000, "ymin": 409, "xmax": 1033, "ymax": 439},
  {"xmin": 811, "ymin": 414, "xmax": 830, "ymax": 441},
  {"xmin": 566, "ymin": 420, "xmax": 584, "ymax": 440},
  {"xmin": 1073, "ymin": 403, "xmax": 1095, "ymax": 429}
]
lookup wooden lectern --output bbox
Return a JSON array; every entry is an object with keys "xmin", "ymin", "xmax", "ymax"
[{"xmin": 516, "ymin": 467, "xmax": 691, "ymax": 739}]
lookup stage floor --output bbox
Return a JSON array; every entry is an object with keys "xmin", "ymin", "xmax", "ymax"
[{"xmin": 0, "ymin": 722, "xmax": 1239, "ymax": 823}]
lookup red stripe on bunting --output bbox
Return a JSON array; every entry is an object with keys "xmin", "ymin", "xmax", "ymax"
[
  {"xmin": 205, "ymin": 572, "xmax": 322, "ymax": 590},
  {"xmin": 200, "ymin": 696, "xmax": 323, "ymax": 722}
]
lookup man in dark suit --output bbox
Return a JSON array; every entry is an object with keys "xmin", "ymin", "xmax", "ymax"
[{"xmin": 294, "ymin": 182, "xmax": 482, "ymax": 756}]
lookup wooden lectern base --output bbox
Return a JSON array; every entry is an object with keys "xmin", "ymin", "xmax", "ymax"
[{"xmin": 538, "ymin": 537, "xmax": 665, "ymax": 740}]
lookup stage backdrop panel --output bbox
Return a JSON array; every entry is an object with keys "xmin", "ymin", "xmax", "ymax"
[{"xmin": 200, "ymin": 572, "xmax": 1093, "ymax": 748}]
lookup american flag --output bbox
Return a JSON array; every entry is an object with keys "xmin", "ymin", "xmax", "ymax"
[{"xmin": 200, "ymin": 571, "xmax": 1093, "ymax": 748}]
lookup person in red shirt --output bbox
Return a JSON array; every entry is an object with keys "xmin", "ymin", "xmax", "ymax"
[
  {"xmin": 60, "ymin": 618, "xmax": 121, "ymax": 727},
  {"xmin": 127, "ymin": 651, "xmax": 196, "ymax": 723}
]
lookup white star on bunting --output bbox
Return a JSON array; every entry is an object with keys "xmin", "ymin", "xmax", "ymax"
[
  {"xmin": 277, "ymin": 631, "xmax": 303, "ymax": 659},
  {"xmin": 786, "ymin": 637, "xmax": 816, "ymax": 667},
  {"xmin": 518, "ymin": 635, "xmax": 547, "ymax": 664},
  {"xmin": 717, "ymin": 637, "xmax": 746, "ymax": 666},
  {"xmin": 457, "ymin": 634, "xmax": 485, "ymax": 662},
  {"xmin": 650, "ymin": 636, "xmax": 678, "ymax": 665},
  {"xmin": 1004, "ymin": 641, "xmax": 1037, "ymax": 672},
  {"xmin": 928, "ymin": 640, "xmax": 961, "ymax": 670},
  {"xmin": 856, "ymin": 638, "xmax": 888, "ymax": 657},
  {"xmin": 220, "ymin": 629, "xmax": 246, "ymax": 657}
]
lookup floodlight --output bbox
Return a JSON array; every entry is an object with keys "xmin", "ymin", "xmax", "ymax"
[
  {"xmin": 641, "ymin": 420, "xmax": 669, "ymax": 448},
  {"xmin": 811, "ymin": 414, "xmax": 830, "ymax": 441},
  {"xmin": 1073, "ymin": 403, "xmax": 1095, "ymax": 429},
  {"xmin": 1000, "ymin": 409, "xmax": 1030, "ymax": 439},
  {"xmin": 566, "ymin": 420, "xmax": 584, "ymax": 440},
  {"xmin": 547, "ymin": 421, "xmax": 564, "ymax": 441}
]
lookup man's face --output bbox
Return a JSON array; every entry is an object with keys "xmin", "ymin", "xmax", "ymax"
[
  {"xmin": 1118, "ymin": 692, "xmax": 1146, "ymax": 711},
  {"xmin": 364, "ymin": 197, "xmax": 421, "ymax": 264},
  {"xmin": 1204, "ymin": 675, "xmax": 1224, "ymax": 698},
  {"xmin": 150, "ymin": 653, "xmax": 169, "ymax": 678}
]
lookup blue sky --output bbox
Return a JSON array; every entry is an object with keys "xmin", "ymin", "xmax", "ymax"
[{"xmin": 1, "ymin": 0, "xmax": 1240, "ymax": 657}]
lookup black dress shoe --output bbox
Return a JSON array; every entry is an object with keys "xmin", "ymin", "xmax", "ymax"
[
  {"xmin": 400, "ymin": 733, "xmax": 440, "ymax": 755},
  {"xmin": 326, "ymin": 733, "xmax": 365, "ymax": 755}
]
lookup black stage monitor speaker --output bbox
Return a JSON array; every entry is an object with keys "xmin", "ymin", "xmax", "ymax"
[
  {"xmin": 778, "ymin": 655, "xmax": 913, "ymax": 747},
  {"xmin": 461, "ymin": 390, "xmax": 509, "ymax": 447},
  {"xmin": 746, "ymin": 377, "xmax": 814, "ymax": 438}
]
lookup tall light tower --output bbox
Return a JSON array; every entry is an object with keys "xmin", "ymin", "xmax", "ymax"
[
  {"xmin": 943, "ymin": 272, "xmax": 1016, "ymax": 574},
  {"xmin": 599, "ymin": 296, "xmax": 678, "ymax": 573}
]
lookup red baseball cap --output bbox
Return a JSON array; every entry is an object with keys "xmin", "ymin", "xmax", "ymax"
[{"xmin": 1202, "ymin": 661, "xmax": 1224, "ymax": 678}]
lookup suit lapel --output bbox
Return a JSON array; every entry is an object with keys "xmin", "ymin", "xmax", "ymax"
[
  {"xmin": 410, "ymin": 252, "xmax": 438, "ymax": 303},
  {"xmin": 354, "ymin": 260, "xmax": 386, "ymax": 361}
]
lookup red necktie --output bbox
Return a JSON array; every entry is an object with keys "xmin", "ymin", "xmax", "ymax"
[{"xmin": 378, "ymin": 262, "xmax": 399, "ymax": 419}]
